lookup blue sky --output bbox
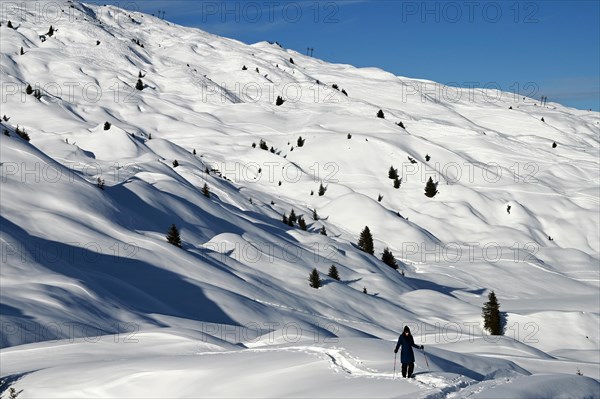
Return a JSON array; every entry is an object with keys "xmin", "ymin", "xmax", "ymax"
[{"xmin": 102, "ymin": 1, "xmax": 599, "ymax": 111}]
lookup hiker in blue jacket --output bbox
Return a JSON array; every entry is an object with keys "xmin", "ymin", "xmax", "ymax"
[{"xmin": 394, "ymin": 326, "xmax": 424, "ymax": 378}]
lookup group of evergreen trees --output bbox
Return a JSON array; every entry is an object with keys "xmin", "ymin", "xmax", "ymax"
[{"xmin": 308, "ymin": 265, "xmax": 340, "ymax": 289}]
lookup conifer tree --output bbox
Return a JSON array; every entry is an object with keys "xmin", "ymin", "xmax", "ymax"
[
  {"xmin": 482, "ymin": 291, "xmax": 503, "ymax": 335},
  {"xmin": 275, "ymin": 96, "xmax": 285, "ymax": 106},
  {"xmin": 318, "ymin": 183, "xmax": 326, "ymax": 196},
  {"xmin": 202, "ymin": 183, "xmax": 210, "ymax": 198},
  {"xmin": 298, "ymin": 216, "xmax": 307, "ymax": 231},
  {"xmin": 259, "ymin": 139, "xmax": 268, "ymax": 150},
  {"xmin": 424, "ymin": 177, "xmax": 438, "ymax": 198},
  {"xmin": 104, "ymin": 122, "xmax": 111, "ymax": 130},
  {"xmin": 282, "ymin": 213, "xmax": 289, "ymax": 224},
  {"xmin": 7, "ymin": 20, "xmax": 14, "ymax": 29},
  {"xmin": 377, "ymin": 109, "xmax": 385, "ymax": 119},
  {"xmin": 328, "ymin": 265, "xmax": 340, "ymax": 281},
  {"xmin": 358, "ymin": 226, "xmax": 374, "ymax": 255},
  {"xmin": 166, "ymin": 224, "xmax": 182, "ymax": 247},
  {"xmin": 289, "ymin": 209, "xmax": 297, "ymax": 224},
  {"xmin": 320, "ymin": 226, "xmax": 327, "ymax": 236},
  {"xmin": 309, "ymin": 268, "xmax": 321, "ymax": 288},
  {"xmin": 136, "ymin": 79, "xmax": 144, "ymax": 90},
  {"xmin": 242, "ymin": 65, "xmax": 248, "ymax": 70},
  {"xmin": 381, "ymin": 247, "xmax": 398, "ymax": 269},
  {"xmin": 47, "ymin": 25, "xmax": 54, "ymax": 36},
  {"xmin": 297, "ymin": 136, "xmax": 305, "ymax": 147},
  {"xmin": 26, "ymin": 84, "xmax": 33, "ymax": 95},
  {"xmin": 312, "ymin": 209, "xmax": 319, "ymax": 220},
  {"xmin": 388, "ymin": 166, "xmax": 399, "ymax": 180},
  {"xmin": 394, "ymin": 177, "xmax": 401, "ymax": 189},
  {"xmin": 397, "ymin": 121, "xmax": 405, "ymax": 129},
  {"xmin": 20, "ymin": 46, "xmax": 24, "ymax": 55},
  {"xmin": 172, "ymin": 160, "xmax": 179, "ymax": 168},
  {"xmin": 363, "ymin": 287, "xmax": 368, "ymax": 294}
]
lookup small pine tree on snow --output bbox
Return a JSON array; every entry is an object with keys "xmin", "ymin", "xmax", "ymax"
[
  {"xmin": 166, "ymin": 224, "xmax": 182, "ymax": 248},
  {"xmin": 396, "ymin": 121, "xmax": 405, "ymax": 129},
  {"xmin": 332, "ymin": 84, "xmax": 339, "ymax": 90},
  {"xmin": 172, "ymin": 160, "xmax": 179, "ymax": 168},
  {"xmin": 341, "ymin": 89, "xmax": 348, "ymax": 96},
  {"xmin": 256, "ymin": 67, "xmax": 260, "ymax": 73},
  {"xmin": 320, "ymin": 226, "xmax": 327, "ymax": 236},
  {"xmin": 381, "ymin": 247, "xmax": 398, "ymax": 269},
  {"xmin": 252, "ymin": 142, "xmax": 256, "ymax": 148},
  {"xmin": 377, "ymin": 194, "xmax": 383, "ymax": 202},
  {"xmin": 289, "ymin": 57, "xmax": 294, "ymax": 64},
  {"xmin": 287, "ymin": 216, "xmax": 294, "ymax": 227},
  {"xmin": 388, "ymin": 166, "xmax": 399, "ymax": 180},
  {"xmin": 377, "ymin": 109, "xmax": 385, "ymax": 119},
  {"xmin": 312, "ymin": 209, "xmax": 319, "ymax": 220},
  {"xmin": 347, "ymin": 133, "xmax": 352, "ymax": 139},
  {"xmin": 103, "ymin": 121, "xmax": 111, "ymax": 130},
  {"xmin": 278, "ymin": 180, "xmax": 282, "ymax": 186},
  {"xmin": 482, "ymin": 291, "xmax": 503, "ymax": 335},
  {"xmin": 298, "ymin": 216, "xmax": 307, "ymax": 231},
  {"xmin": 424, "ymin": 177, "xmax": 438, "ymax": 198},
  {"xmin": 358, "ymin": 226, "xmax": 374, "ymax": 255},
  {"xmin": 552, "ymin": 142, "xmax": 557, "ymax": 148},
  {"xmin": 282, "ymin": 213, "xmax": 289, "ymax": 224},
  {"xmin": 275, "ymin": 96, "xmax": 285, "ymax": 106},
  {"xmin": 309, "ymin": 268, "xmax": 321, "ymax": 288},
  {"xmin": 425, "ymin": 154, "xmax": 431, "ymax": 162},
  {"xmin": 318, "ymin": 183, "xmax": 326, "ymax": 196},
  {"xmin": 363, "ymin": 287, "xmax": 368, "ymax": 294},
  {"xmin": 15, "ymin": 126, "xmax": 30, "ymax": 141},
  {"xmin": 192, "ymin": 148, "xmax": 196, "ymax": 155},
  {"xmin": 20, "ymin": 46, "xmax": 24, "ymax": 55},
  {"xmin": 259, "ymin": 139, "xmax": 268, "ymax": 150},
  {"xmin": 242, "ymin": 65, "xmax": 248, "ymax": 70},
  {"xmin": 541, "ymin": 117, "xmax": 545, "ymax": 122},
  {"xmin": 136, "ymin": 79, "xmax": 144, "ymax": 90},
  {"xmin": 270, "ymin": 146, "xmax": 276, "ymax": 153},
  {"xmin": 393, "ymin": 177, "xmax": 401, "ymax": 189},
  {"xmin": 26, "ymin": 84, "xmax": 33, "ymax": 95},
  {"xmin": 2, "ymin": 115, "xmax": 9, "ymax": 121},
  {"xmin": 297, "ymin": 136, "xmax": 305, "ymax": 147},
  {"xmin": 289, "ymin": 209, "xmax": 297, "ymax": 224},
  {"xmin": 96, "ymin": 40, "xmax": 101, "ymax": 46},
  {"xmin": 7, "ymin": 20, "xmax": 14, "ymax": 29},
  {"xmin": 202, "ymin": 183, "xmax": 210, "ymax": 198},
  {"xmin": 97, "ymin": 177, "xmax": 105, "ymax": 190},
  {"xmin": 47, "ymin": 25, "xmax": 54, "ymax": 36},
  {"xmin": 3, "ymin": 129, "xmax": 9, "ymax": 136},
  {"xmin": 328, "ymin": 265, "xmax": 340, "ymax": 281}
]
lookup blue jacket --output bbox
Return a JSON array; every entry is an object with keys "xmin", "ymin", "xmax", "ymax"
[{"xmin": 395, "ymin": 333, "xmax": 421, "ymax": 364}]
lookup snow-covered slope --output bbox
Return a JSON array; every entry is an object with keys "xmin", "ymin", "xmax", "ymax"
[{"xmin": 1, "ymin": 2, "xmax": 599, "ymax": 397}]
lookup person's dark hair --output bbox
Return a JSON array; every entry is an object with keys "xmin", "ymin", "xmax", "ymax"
[{"xmin": 403, "ymin": 326, "xmax": 411, "ymax": 334}]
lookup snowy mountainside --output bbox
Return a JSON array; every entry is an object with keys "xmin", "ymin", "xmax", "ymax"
[{"xmin": 0, "ymin": 1, "xmax": 599, "ymax": 397}]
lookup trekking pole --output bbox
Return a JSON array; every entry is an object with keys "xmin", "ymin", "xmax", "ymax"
[
  {"xmin": 393, "ymin": 352, "xmax": 397, "ymax": 379},
  {"xmin": 423, "ymin": 347, "xmax": 430, "ymax": 372}
]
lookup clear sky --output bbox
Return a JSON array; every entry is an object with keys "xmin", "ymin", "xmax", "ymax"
[{"xmin": 101, "ymin": 0, "xmax": 599, "ymax": 111}]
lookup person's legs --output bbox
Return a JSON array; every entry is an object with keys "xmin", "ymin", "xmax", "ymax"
[
  {"xmin": 407, "ymin": 362, "xmax": 414, "ymax": 378},
  {"xmin": 401, "ymin": 363, "xmax": 408, "ymax": 378}
]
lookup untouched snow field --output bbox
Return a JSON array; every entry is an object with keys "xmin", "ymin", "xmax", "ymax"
[{"xmin": 0, "ymin": 2, "xmax": 599, "ymax": 397}]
